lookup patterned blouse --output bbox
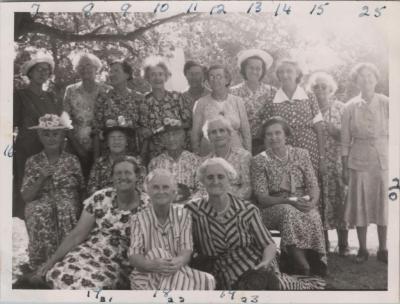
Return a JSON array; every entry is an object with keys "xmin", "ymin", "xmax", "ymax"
[
  {"xmin": 322, "ymin": 100, "xmax": 345, "ymax": 164},
  {"xmin": 139, "ymin": 91, "xmax": 191, "ymax": 158},
  {"xmin": 341, "ymin": 93, "xmax": 389, "ymax": 171},
  {"xmin": 251, "ymin": 146, "xmax": 319, "ymax": 199},
  {"xmin": 230, "ymin": 82, "xmax": 274, "ymax": 137},
  {"xmin": 63, "ymin": 81, "xmax": 111, "ymax": 152},
  {"xmin": 181, "ymin": 87, "xmax": 210, "ymax": 127},
  {"xmin": 186, "ymin": 195, "xmax": 275, "ymax": 290},
  {"xmin": 87, "ymin": 154, "xmax": 146, "ymax": 195}
]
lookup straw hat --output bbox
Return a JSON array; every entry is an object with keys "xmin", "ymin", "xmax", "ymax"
[
  {"xmin": 237, "ymin": 49, "xmax": 273, "ymax": 70},
  {"xmin": 29, "ymin": 112, "xmax": 73, "ymax": 130},
  {"xmin": 21, "ymin": 54, "xmax": 55, "ymax": 76}
]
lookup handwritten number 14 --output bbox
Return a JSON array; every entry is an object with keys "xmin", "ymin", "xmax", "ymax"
[{"xmin": 274, "ymin": 3, "xmax": 291, "ymax": 16}]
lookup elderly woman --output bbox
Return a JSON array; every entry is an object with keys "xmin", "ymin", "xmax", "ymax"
[
  {"xmin": 37, "ymin": 156, "xmax": 149, "ymax": 289},
  {"xmin": 93, "ymin": 60, "xmax": 143, "ymax": 159},
  {"xmin": 20, "ymin": 113, "xmax": 84, "ymax": 270},
  {"xmin": 201, "ymin": 116, "xmax": 252, "ymax": 200},
  {"xmin": 63, "ymin": 53, "xmax": 111, "ymax": 179},
  {"xmin": 191, "ymin": 64, "xmax": 251, "ymax": 156},
  {"xmin": 256, "ymin": 60, "xmax": 325, "ymax": 175},
  {"xmin": 148, "ymin": 119, "xmax": 200, "ymax": 204},
  {"xmin": 341, "ymin": 63, "xmax": 388, "ymax": 263},
  {"xmin": 87, "ymin": 120, "xmax": 146, "ymax": 196},
  {"xmin": 14, "ymin": 54, "xmax": 62, "ymax": 218},
  {"xmin": 129, "ymin": 169, "xmax": 215, "ymax": 290},
  {"xmin": 138, "ymin": 58, "xmax": 191, "ymax": 161},
  {"xmin": 307, "ymin": 72, "xmax": 349, "ymax": 255},
  {"xmin": 251, "ymin": 117, "xmax": 327, "ymax": 276},
  {"xmin": 231, "ymin": 49, "xmax": 275, "ymax": 154},
  {"xmin": 186, "ymin": 158, "xmax": 325, "ymax": 290}
]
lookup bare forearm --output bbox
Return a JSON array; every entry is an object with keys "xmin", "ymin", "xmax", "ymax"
[
  {"xmin": 48, "ymin": 232, "xmax": 86, "ymax": 265},
  {"xmin": 315, "ymin": 122, "xmax": 326, "ymax": 159},
  {"xmin": 129, "ymin": 254, "xmax": 155, "ymax": 272},
  {"xmin": 21, "ymin": 176, "xmax": 47, "ymax": 202},
  {"xmin": 255, "ymin": 193, "xmax": 292, "ymax": 209},
  {"xmin": 262, "ymin": 243, "xmax": 277, "ymax": 266}
]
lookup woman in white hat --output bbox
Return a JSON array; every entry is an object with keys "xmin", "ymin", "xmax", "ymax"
[
  {"xmin": 14, "ymin": 54, "xmax": 62, "ymax": 219},
  {"xmin": 231, "ymin": 49, "xmax": 275, "ymax": 155},
  {"xmin": 20, "ymin": 112, "xmax": 85, "ymax": 271}
]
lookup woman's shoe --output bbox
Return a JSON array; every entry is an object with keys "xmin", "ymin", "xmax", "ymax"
[
  {"xmin": 355, "ymin": 249, "xmax": 369, "ymax": 264},
  {"xmin": 338, "ymin": 246, "xmax": 350, "ymax": 257},
  {"xmin": 377, "ymin": 250, "xmax": 388, "ymax": 264}
]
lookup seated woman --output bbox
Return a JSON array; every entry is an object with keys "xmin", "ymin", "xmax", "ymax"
[
  {"xmin": 129, "ymin": 169, "xmax": 215, "ymax": 290},
  {"xmin": 37, "ymin": 156, "xmax": 149, "ymax": 289},
  {"xmin": 186, "ymin": 158, "xmax": 325, "ymax": 290},
  {"xmin": 251, "ymin": 117, "xmax": 327, "ymax": 276},
  {"xmin": 21, "ymin": 112, "xmax": 84, "ymax": 271},
  {"xmin": 148, "ymin": 119, "xmax": 200, "ymax": 204},
  {"xmin": 201, "ymin": 116, "xmax": 252, "ymax": 200},
  {"xmin": 87, "ymin": 117, "xmax": 146, "ymax": 195}
]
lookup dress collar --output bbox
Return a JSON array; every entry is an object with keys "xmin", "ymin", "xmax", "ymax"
[
  {"xmin": 273, "ymin": 86, "xmax": 308, "ymax": 104},
  {"xmin": 354, "ymin": 93, "xmax": 377, "ymax": 108}
]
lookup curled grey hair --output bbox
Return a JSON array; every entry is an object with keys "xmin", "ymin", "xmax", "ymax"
[
  {"xmin": 143, "ymin": 168, "xmax": 177, "ymax": 193},
  {"xmin": 350, "ymin": 62, "xmax": 380, "ymax": 84},
  {"xmin": 197, "ymin": 157, "xmax": 238, "ymax": 185},
  {"xmin": 73, "ymin": 53, "xmax": 102, "ymax": 72},
  {"xmin": 306, "ymin": 71, "xmax": 338, "ymax": 96},
  {"xmin": 202, "ymin": 116, "xmax": 234, "ymax": 141},
  {"xmin": 275, "ymin": 59, "xmax": 303, "ymax": 84}
]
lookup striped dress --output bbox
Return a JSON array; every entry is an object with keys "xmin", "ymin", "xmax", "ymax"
[
  {"xmin": 186, "ymin": 195, "xmax": 326, "ymax": 290},
  {"xmin": 128, "ymin": 204, "xmax": 215, "ymax": 290}
]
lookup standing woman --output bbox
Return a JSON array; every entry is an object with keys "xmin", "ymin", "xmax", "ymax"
[
  {"xmin": 231, "ymin": 49, "xmax": 275, "ymax": 155},
  {"xmin": 256, "ymin": 59, "xmax": 325, "ymax": 175},
  {"xmin": 191, "ymin": 65, "xmax": 251, "ymax": 156},
  {"xmin": 307, "ymin": 72, "xmax": 349, "ymax": 254},
  {"xmin": 138, "ymin": 58, "xmax": 191, "ymax": 161},
  {"xmin": 21, "ymin": 113, "xmax": 84, "ymax": 270},
  {"xmin": 93, "ymin": 60, "xmax": 143, "ymax": 159},
  {"xmin": 63, "ymin": 53, "xmax": 111, "ymax": 180},
  {"xmin": 14, "ymin": 54, "xmax": 62, "ymax": 218},
  {"xmin": 341, "ymin": 63, "xmax": 388, "ymax": 263}
]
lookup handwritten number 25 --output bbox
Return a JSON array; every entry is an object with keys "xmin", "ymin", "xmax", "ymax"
[{"xmin": 359, "ymin": 5, "xmax": 387, "ymax": 17}]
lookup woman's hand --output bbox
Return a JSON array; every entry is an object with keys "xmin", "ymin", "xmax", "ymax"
[
  {"xmin": 254, "ymin": 260, "xmax": 272, "ymax": 271},
  {"xmin": 36, "ymin": 259, "xmax": 55, "ymax": 278},
  {"xmin": 39, "ymin": 166, "xmax": 54, "ymax": 180},
  {"xmin": 150, "ymin": 258, "xmax": 177, "ymax": 275},
  {"xmin": 292, "ymin": 197, "xmax": 314, "ymax": 213}
]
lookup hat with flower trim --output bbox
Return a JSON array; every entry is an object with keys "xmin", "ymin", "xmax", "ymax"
[
  {"xmin": 102, "ymin": 115, "xmax": 134, "ymax": 139},
  {"xmin": 29, "ymin": 112, "xmax": 73, "ymax": 130},
  {"xmin": 154, "ymin": 118, "xmax": 184, "ymax": 135}
]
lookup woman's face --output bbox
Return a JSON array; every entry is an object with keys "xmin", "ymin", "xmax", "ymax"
[
  {"xmin": 208, "ymin": 68, "xmax": 228, "ymax": 92},
  {"xmin": 245, "ymin": 58, "xmax": 264, "ymax": 83},
  {"xmin": 277, "ymin": 63, "xmax": 298, "ymax": 87},
  {"xmin": 29, "ymin": 62, "xmax": 51, "ymax": 85},
  {"xmin": 107, "ymin": 130, "xmax": 128, "ymax": 155},
  {"xmin": 356, "ymin": 67, "xmax": 377, "ymax": 94},
  {"xmin": 161, "ymin": 129, "xmax": 185, "ymax": 152},
  {"xmin": 185, "ymin": 65, "xmax": 204, "ymax": 89},
  {"xmin": 207, "ymin": 120, "xmax": 231, "ymax": 148},
  {"xmin": 202, "ymin": 163, "xmax": 230, "ymax": 197},
  {"xmin": 147, "ymin": 174, "xmax": 176, "ymax": 207},
  {"xmin": 264, "ymin": 123, "xmax": 287, "ymax": 150},
  {"xmin": 109, "ymin": 63, "xmax": 128, "ymax": 86},
  {"xmin": 113, "ymin": 161, "xmax": 137, "ymax": 192},
  {"xmin": 312, "ymin": 78, "xmax": 332, "ymax": 103},
  {"xmin": 38, "ymin": 129, "xmax": 65, "ymax": 151},
  {"xmin": 148, "ymin": 65, "xmax": 167, "ymax": 90},
  {"xmin": 77, "ymin": 57, "xmax": 97, "ymax": 81}
]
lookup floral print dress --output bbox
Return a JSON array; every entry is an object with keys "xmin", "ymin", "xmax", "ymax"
[
  {"xmin": 46, "ymin": 188, "xmax": 149, "ymax": 290},
  {"xmin": 21, "ymin": 151, "xmax": 84, "ymax": 270}
]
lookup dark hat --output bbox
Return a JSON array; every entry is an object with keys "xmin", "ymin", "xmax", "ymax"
[
  {"xmin": 154, "ymin": 118, "xmax": 184, "ymax": 135},
  {"xmin": 101, "ymin": 116, "xmax": 134, "ymax": 139}
]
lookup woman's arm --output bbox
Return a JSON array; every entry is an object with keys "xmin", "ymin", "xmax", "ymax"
[
  {"xmin": 21, "ymin": 165, "xmax": 53, "ymax": 203},
  {"xmin": 37, "ymin": 210, "xmax": 95, "ymax": 275},
  {"xmin": 314, "ymin": 121, "xmax": 327, "ymax": 175},
  {"xmin": 254, "ymin": 243, "xmax": 277, "ymax": 270},
  {"xmin": 237, "ymin": 98, "xmax": 252, "ymax": 153},
  {"xmin": 191, "ymin": 100, "xmax": 203, "ymax": 155},
  {"xmin": 237, "ymin": 151, "xmax": 252, "ymax": 200},
  {"xmin": 341, "ymin": 104, "xmax": 352, "ymax": 185}
]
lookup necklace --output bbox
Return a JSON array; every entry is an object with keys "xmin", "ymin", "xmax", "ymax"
[{"xmin": 271, "ymin": 147, "xmax": 289, "ymax": 163}]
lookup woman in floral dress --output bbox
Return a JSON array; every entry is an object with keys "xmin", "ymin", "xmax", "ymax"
[
  {"xmin": 138, "ymin": 57, "xmax": 191, "ymax": 162},
  {"xmin": 231, "ymin": 49, "xmax": 274, "ymax": 155},
  {"xmin": 38, "ymin": 156, "xmax": 149, "ymax": 289},
  {"xmin": 63, "ymin": 53, "xmax": 111, "ymax": 179},
  {"xmin": 251, "ymin": 117, "xmax": 327, "ymax": 276},
  {"xmin": 93, "ymin": 60, "xmax": 143, "ymax": 159},
  {"xmin": 21, "ymin": 113, "xmax": 84, "ymax": 270},
  {"xmin": 307, "ymin": 71, "xmax": 349, "ymax": 254}
]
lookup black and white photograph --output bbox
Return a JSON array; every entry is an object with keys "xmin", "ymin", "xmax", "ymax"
[{"xmin": 0, "ymin": 1, "xmax": 399, "ymax": 303}]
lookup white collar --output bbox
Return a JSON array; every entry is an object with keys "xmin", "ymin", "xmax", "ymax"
[
  {"xmin": 273, "ymin": 86, "xmax": 308, "ymax": 104},
  {"xmin": 355, "ymin": 93, "xmax": 376, "ymax": 107}
]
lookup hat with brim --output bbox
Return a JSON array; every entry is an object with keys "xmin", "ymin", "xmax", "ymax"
[
  {"xmin": 154, "ymin": 118, "xmax": 184, "ymax": 135},
  {"xmin": 21, "ymin": 54, "xmax": 55, "ymax": 76},
  {"xmin": 103, "ymin": 125, "xmax": 134, "ymax": 138},
  {"xmin": 237, "ymin": 49, "xmax": 274, "ymax": 70},
  {"xmin": 101, "ymin": 116, "xmax": 134, "ymax": 139},
  {"xmin": 29, "ymin": 112, "xmax": 73, "ymax": 130}
]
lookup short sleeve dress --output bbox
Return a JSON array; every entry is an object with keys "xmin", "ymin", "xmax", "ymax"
[{"xmin": 46, "ymin": 188, "xmax": 149, "ymax": 289}]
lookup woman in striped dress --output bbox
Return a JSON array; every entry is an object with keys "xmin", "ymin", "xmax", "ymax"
[
  {"xmin": 129, "ymin": 169, "xmax": 215, "ymax": 290},
  {"xmin": 186, "ymin": 158, "xmax": 325, "ymax": 290}
]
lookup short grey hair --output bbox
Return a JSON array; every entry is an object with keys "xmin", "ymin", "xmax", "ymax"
[
  {"xmin": 143, "ymin": 168, "xmax": 177, "ymax": 193},
  {"xmin": 202, "ymin": 116, "xmax": 234, "ymax": 141},
  {"xmin": 197, "ymin": 157, "xmax": 238, "ymax": 185},
  {"xmin": 275, "ymin": 59, "xmax": 303, "ymax": 84},
  {"xmin": 350, "ymin": 62, "xmax": 380, "ymax": 83},
  {"xmin": 72, "ymin": 53, "xmax": 102, "ymax": 72},
  {"xmin": 306, "ymin": 71, "xmax": 338, "ymax": 96}
]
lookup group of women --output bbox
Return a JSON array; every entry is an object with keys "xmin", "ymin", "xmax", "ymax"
[{"xmin": 13, "ymin": 48, "xmax": 388, "ymax": 290}]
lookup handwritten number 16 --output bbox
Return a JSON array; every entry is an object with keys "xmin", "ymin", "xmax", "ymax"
[{"xmin": 359, "ymin": 5, "xmax": 387, "ymax": 17}]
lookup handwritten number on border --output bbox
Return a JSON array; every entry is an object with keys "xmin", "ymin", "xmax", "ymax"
[
  {"xmin": 210, "ymin": 4, "xmax": 226, "ymax": 15},
  {"xmin": 187, "ymin": 3, "xmax": 198, "ymax": 13},
  {"xmin": 247, "ymin": 2, "xmax": 262, "ymax": 14},
  {"xmin": 154, "ymin": 3, "xmax": 169, "ymax": 13},
  {"xmin": 83, "ymin": 3, "xmax": 95, "ymax": 17},
  {"xmin": 359, "ymin": 5, "xmax": 386, "ymax": 17},
  {"xmin": 31, "ymin": 3, "xmax": 40, "ymax": 17},
  {"xmin": 310, "ymin": 2, "xmax": 329, "ymax": 15},
  {"xmin": 274, "ymin": 3, "xmax": 292, "ymax": 16},
  {"xmin": 121, "ymin": 3, "xmax": 131, "ymax": 17},
  {"xmin": 389, "ymin": 177, "xmax": 399, "ymax": 201}
]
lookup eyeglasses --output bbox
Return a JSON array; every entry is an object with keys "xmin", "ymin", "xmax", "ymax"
[
  {"xmin": 208, "ymin": 74, "xmax": 225, "ymax": 81},
  {"xmin": 313, "ymin": 84, "xmax": 328, "ymax": 90}
]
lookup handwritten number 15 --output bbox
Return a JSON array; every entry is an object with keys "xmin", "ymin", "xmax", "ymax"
[{"xmin": 310, "ymin": 2, "xmax": 329, "ymax": 15}]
